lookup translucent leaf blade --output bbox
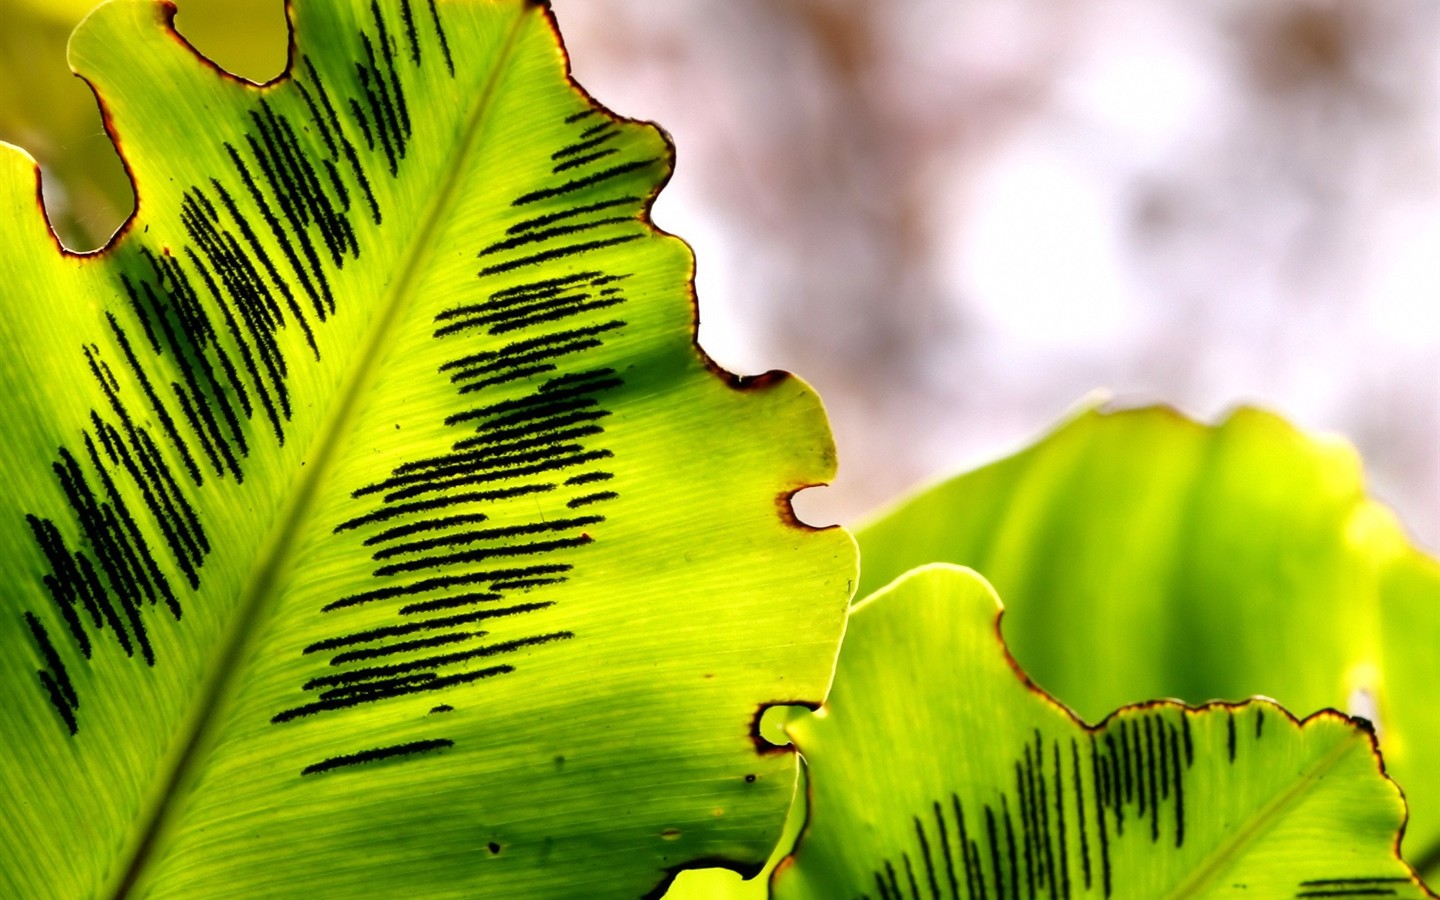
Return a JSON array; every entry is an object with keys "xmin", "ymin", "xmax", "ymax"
[
  {"xmin": 777, "ymin": 566, "xmax": 1432, "ymax": 899},
  {"xmin": 855, "ymin": 404, "xmax": 1440, "ymax": 866},
  {"xmin": 0, "ymin": 1, "xmax": 855, "ymax": 896}
]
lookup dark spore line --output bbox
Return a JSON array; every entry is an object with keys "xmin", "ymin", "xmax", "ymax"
[
  {"xmin": 858, "ymin": 709, "xmax": 1202, "ymax": 900},
  {"xmin": 300, "ymin": 737, "xmax": 454, "ymax": 776},
  {"xmin": 18, "ymin": 0, "xmax": 451, "ymax": 735}
]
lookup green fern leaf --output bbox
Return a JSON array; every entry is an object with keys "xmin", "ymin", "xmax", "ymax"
[
  {"xmin": 857, "ymin": 404, "xmax": 1440, "ymax": 870},
  {"xmin": 778, "ymin": 566, "xmax": 1432, "ymax": 899},
  {"xmin": 0, "ymin": 1, "xmax": 855, "ymax": 896}
]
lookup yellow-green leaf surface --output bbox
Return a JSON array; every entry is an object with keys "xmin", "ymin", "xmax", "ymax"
[
  {"xmin": 777, "ymin": 565, "xmax": 1433, "ymax": 899},
  {"xmin": 0, "ymin": 1, "xmax": 856, "ymax": 897},
  {"xmin": 663, "ymin": 771, "xmax": 805, "ymax": 900},
  {"xmin": 856, "ymin": 404, "xmax": 1440, "ymax": 872}
]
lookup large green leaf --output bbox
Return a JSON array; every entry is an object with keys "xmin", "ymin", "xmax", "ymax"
[
  {"xmin": 778, "ymin": 565, "xmax": 1433, "ymax": 899},
  {"xmin": 0, "ymin": 1, "xmax": 855, "ymax": 896},
  {"xmin": 856, "ymin": 404, "xmax": 1440, "ymax": 871}
]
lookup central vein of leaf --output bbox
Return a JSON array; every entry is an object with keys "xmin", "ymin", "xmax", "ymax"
[
  {"xmin": 1165, "ymin": 729, "xmax": 1364, "ymax": 898},
  {"xmin": 109, "ymin": 9, "xmax": 535, "ymax": 898}
]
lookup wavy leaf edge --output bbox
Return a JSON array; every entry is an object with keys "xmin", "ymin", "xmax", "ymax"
[
  {"xmin": 773, "ymin": 564, "xmax": 1434, "ymax": 899},
  {"xmin": 3, "ymin": 1, "xmax": 855, "ymax": 896}
]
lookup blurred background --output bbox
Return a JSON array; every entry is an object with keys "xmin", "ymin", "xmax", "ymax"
[{"xmin": 2, "ymin": 0, "xmax": 1436, "ymax": 548}]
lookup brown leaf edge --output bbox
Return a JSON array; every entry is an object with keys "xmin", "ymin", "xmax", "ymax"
[
  {"xmin": 769, "ymin": 599, "xmax": 1437, "ymax": 898},
  {"xmin": 11, "ymin": 0, "xmax": 856, "ymax": 896}
]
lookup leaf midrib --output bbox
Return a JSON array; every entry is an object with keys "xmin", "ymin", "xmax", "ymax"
[
  {"xmin": 1165, "ymin": 728, "xmax": 1363, "ymax": 898},
  {"xmin": 108, "ymin": 7, "xmax": 535, "ymax": 897}
]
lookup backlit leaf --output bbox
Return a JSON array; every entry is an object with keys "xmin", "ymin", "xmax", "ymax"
[
  {"xmin": 777, "ymin": 565, "xmax": 1433, "ymax": 899},
  {"xmin": 856, "ymin": 404, "xmax": 1440, "ymax": 871},
  {"xmin": 0, "ymin": 1, "xmax": 855, "ymax": 896}
]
